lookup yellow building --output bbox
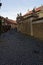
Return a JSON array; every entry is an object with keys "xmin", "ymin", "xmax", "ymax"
[{"xmin": 16, "ymin": 6, "xmax": 43, "ymax": 40}]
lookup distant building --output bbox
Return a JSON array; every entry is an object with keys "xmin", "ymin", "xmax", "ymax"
[
  {"xmin": 16, "ymin": 6, "xmax": 43, "ymax": 40},
  {"xmin": 5, "ymin": 18, "xmax": 17, "ymax": 29},
  {"xmin": 0, "ymin": 16, "xmax": 9, "ymax": 25},
  {"xmin": 0, "ymin": 16, "xmax": 17, "ymax": 29},
  {"xmin": 0, "ymin": 16, "xmax": 17, "ymax": 32}
]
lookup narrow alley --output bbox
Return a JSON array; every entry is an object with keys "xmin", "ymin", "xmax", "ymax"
[{"xmin": 0, "ymin": 29, "xmax": 43, "ymax": 65}]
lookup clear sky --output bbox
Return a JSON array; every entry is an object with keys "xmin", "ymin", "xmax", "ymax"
[{"xmin": 0, "ymin": 0, "xmax": 43, "ymax": 20}]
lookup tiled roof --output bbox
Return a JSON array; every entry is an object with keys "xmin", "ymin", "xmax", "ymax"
[
  {"xmin": 6, "ymin": 19, "xmax": 17, "ymax": 24},
  {"xmin": 23, "ymin": 6, "xmax": 43, "ymax": 17},
  {"xmin": 0, "ymin": 16, "xmax": 17, "ymax": 24}
]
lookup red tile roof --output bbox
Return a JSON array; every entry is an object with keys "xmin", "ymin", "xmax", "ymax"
[
  {"xmin": 0, "ymin": 16, "xmax": 17, "ymax": 24},
  {"xmin": 6, "ymin": 19, "xmax": 17, "ymax": 24},
  {"xmin": 23, "ymin": 6, "xmax": 43, "ymax": 17}
]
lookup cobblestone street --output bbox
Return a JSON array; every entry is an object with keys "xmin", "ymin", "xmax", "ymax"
[{"xmin": 0, "ymin": 29, "xmax": 43, "ymax": 65}]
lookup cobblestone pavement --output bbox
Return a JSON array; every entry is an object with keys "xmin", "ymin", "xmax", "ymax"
[{"xmin": 0, "ymin": 29, "xmax": 43, "ymax": 65}]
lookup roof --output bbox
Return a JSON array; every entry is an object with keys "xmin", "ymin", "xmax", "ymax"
[
  {"xmin": 23, "ymin": 5, "xmax": 43, "ymax": 17},
  {"xmin": 32, "ymin": 17, "xmax": 43, "ymax": 22},
  {"xmin": 0, "ymin": 16, "xmax": 17, "ymax": 24},
  {"xmin": 6, "ymin": 19, "xmax": 17, "ymax": 24}
]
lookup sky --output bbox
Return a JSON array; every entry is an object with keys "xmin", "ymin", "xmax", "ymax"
[{"xmin": 0, "ymin": 0, "xmax": 43, "ymax": 20}]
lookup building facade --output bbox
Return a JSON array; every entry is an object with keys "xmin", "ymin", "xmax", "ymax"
[
  {"xmin": 0, "ymin": 16, "xmax": 17, "ymax": 32},
  {"xmin": 16, "ymin": 6, "xmax": 43, "ymax": 40}
]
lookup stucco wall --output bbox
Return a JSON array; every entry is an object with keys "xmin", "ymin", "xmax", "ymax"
[
  {"xmin": 17, "ymin": 7, "xmax": 43, "ymax": 40},
  {"xmin": 38, "ymin": 11, "xmax": 43, "ymax": 18},
  {"xmin": 17, "ymin": 18, "xmax": 43, "ymax": 40},
  {"xmin": 32, "ymin": 20, "xmax": 43, "ymax": 40},
  {"xmin": 11, "ymin": 24, "xmax": 17, "ymax": 29},
  {"xmin": 17, "ymin": 19, "xmax": 31, "ymax": 35}
]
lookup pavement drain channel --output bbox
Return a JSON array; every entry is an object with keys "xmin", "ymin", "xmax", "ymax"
[{"xmin": 0, "ymin": 29, "xmax": 43, "ymax": 65}]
